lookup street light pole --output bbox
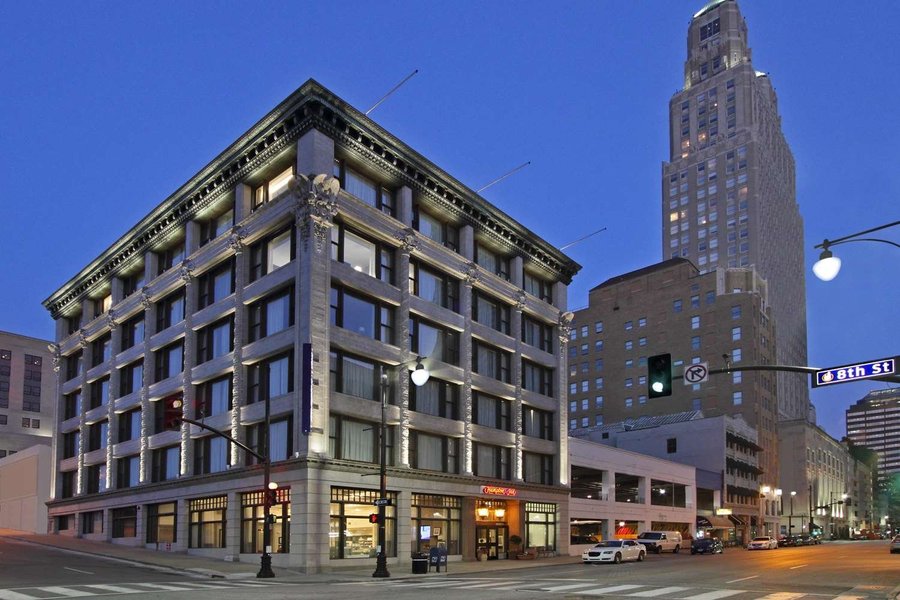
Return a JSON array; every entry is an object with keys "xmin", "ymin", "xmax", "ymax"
[
  {"xmin": 257, "ymin": 391, "xmax": 275, "ymax": 578},
  {"xmin": 373, "ymin": 365, "xmax": 391, "ymax": 578},
  {"xmin": 789, "ymin": 491, "xmax": 796, "ymax": 536}
]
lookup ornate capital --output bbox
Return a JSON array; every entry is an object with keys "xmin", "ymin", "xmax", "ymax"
[
  {"xmin": 514, "ymin": 290, "xmax": 527, "ymax": 312},
  {"xmin": 463, "ymin": 262, "xmax": 480, "ymax": 287},
  {"xmin": 393, "ymin": 227, "xmax": 419, "ymax": 254},
  {"xmin": 106, "ymin": 309, "xmax": 119, "ymax": 330},
  {"xmin": 228, "ymin": 225, "xmax": 246, "ymax": 254},
  {"xmin": 48, "ymin": 343, "xmax": 61, "ymax": 373},
  {"xmin": 557, "ymin": 310, "xmax": 574, "ymax": 346},
  {"xmin": 179, "ymin": 259, "xmax": 194, "ymax": 283},
  {"xmin": 140, "ymin": 287, "xmax": 153, "ymax": 311},
  {"xmin": 293, "ymin": 173, "xmax": 340, "ymax": 253}
]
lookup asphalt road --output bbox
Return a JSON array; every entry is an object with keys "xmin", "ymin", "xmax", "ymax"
[{"xmin": 0, "ymin": 539, "xmax": 896, "ymax": 600}]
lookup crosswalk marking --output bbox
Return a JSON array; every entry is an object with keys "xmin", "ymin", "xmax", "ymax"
[
  {"xmin": 756, "ymin": 593, "xmax": 806, "ymax": 600},
  {"xmin": 82, "ymin": 584, "xmax": 143, "ymax": 594},
  {"xmin": 127, "ymin": 583, "xmax": 193, "ymax": 591},
  {"xmin": 629, "ymin": 587, "xmax": 691, "ymax": 597},
  {"xmin": 0, "ymin": 591, "xmax": 35, "ymax": 600},
  {"xmin": 577, "ymin": 584, "xmax": 646, "ymax": 596},
  {"xmin": 35, "ymin": 587, "xmax": 93, "ymax": 597},
  {"xmin": 681, "ymin": 590, "xmax": 746, "ymax": 600},
  {"xmin": 543, "ymin": 582, "xmax": 599, "ymax": 592}
]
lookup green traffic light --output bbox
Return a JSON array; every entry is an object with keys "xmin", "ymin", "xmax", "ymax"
[{"xmin": 648, "ymin": 353, "xmax": 673, "ymax": 398}]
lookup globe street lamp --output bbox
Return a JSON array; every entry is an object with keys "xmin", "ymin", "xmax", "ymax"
[
  {"xmin": 373, "ymin": 357, "xmax": 430, "ymax": 578},
  {"xmin": 788, "ymin": 491, "xmax": 797, "ymax": 536},
  {"xmin": 812, "ymin": 220, "xmax": 900, "ymax": 281}
]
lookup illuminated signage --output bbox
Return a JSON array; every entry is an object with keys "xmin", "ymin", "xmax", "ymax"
[
  {"xmin": 813, "ymin": 358, "xmax": 895, "ymax": 387},
  {"xmin": 715, "ymin": 508, "xmax": 733, "ymax": 515},
  {"xmin": 481, "ymin": 486, "xmax": 518, "ymax": 497}
]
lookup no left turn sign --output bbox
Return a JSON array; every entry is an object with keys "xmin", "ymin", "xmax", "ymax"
[{"xmin": 684, "ymin": 362, "xmax": 709, "ymax": 384}]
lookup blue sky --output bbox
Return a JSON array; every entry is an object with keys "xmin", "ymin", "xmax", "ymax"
[{"xmin": 1, "ymin": 1, "xmax": 897, "ymax": 441}]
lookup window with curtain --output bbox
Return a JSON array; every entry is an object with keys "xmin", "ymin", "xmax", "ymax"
[
  {"xmin": 246, "ymin": 418, "xmax": 292, "ymax": 465},
  {"xmin": 409, "ymin": 262, "xmax": 459, "ymax": 312},
  {"xmin": 329, "ymin": 414, "xmax": 394, "ymax": 465},
  {"xmin": 473, "ymin": 391, "xmax": 510, "ymax": 431},
  {"xmin": 472, "ymin": 291, "xmax": 510, "ymax": 334},
  {"xmin": 247, "ymin": 352, "xmax": 293, "ymax": 404},
  {"xmin": 523, "ymin": 452, "xmax": 553, "ymax": 485},
  {"xmin": 473, "ymin": 342, "xmax": 510, "ymax": 383},
  {"xmin": 329, "ymin": 351, "xmax": 378, "ymax": 401},
  {"xmin": 473, "ymin": 443, "xmax": 511, "ymax": 480},
  {"xmin": 409, "ymin": 317, "xmax": 459, "ymax": 365},
  {"xmin": 409, "ymin": 378, "xmax": 459, "ymax": 420},
  {"xmin": 411, "ymin": 431, "xmax": 458, "ymax": 474},
  {"xmin": 330, "ymin": 286, "xmax": 393, "ymax": 342}
]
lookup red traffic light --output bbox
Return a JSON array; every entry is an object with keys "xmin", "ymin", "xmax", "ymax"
[
  {"xmin": 369, "ymin": 513, "xmax": 380, "ymax": 524},
  {"xmin": 162, "ymin": 395, "xmax": 183, "ymax": 430}
]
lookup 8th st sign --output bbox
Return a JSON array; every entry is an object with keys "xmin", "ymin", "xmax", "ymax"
[{"xmin": 813, "ymin": 358, "xmax": 896, "ymax": 387}]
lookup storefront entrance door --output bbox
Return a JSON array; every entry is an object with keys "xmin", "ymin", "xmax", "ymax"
[{"xmin": 476, "ymin": 525, "xmax": 508, "ymax": 560}]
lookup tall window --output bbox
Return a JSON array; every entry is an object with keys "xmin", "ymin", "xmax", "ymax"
[
  {"xmin": 249, "ymin": 228, "xmax": 294, "ymax": 281},
  {"xmin": 247, "ymin": 352, "xmax": 292, "ymax": 405},
  {"xmin": 22, "ymin": 354, "xmax": 42, "ymax": 412},
  {"xmin": 64, "ymin": 391, "xmax": 82, "ymax": 420},
  {"xmin": 122, "ymin": 315, "xmax": 145, "ymax": 350},
  {"xmin": 413, "ymin": 206, "xmax": 457, "ymax": 251},
  {"xmin": 473, "ymin": 443, "xmax": 511, "ymax": 480},
  {"xmin": 409, "ymin": 262, "xmax": 459, "ymax": 312},
  {"xmin": 196, "ymin": 316, "xmax": 234, "ymax": 364},
  {"xmin": 85, "ymin": 465, "xmax": 105, "ymax": 494},
  {"xmin": 146, "ymin": 502, "xmax": 177, "ymax": 543},
  {"xmin": 523, "ymin": 271, "xmax": 552, "ymax": 303},
  {"xmin": 330, "ymin": 224, "xmax": 394, "ymax": 284},
  {"xmin": 334, "ymin": 160, "xmax": 394, "ymax": 216},
  {"xmin": 473, "ymin": 342, "xmax": 511, "ymax": 383},
  {"xmin": 87, "ymin": 420, "xmax": 108, "ymax": 451},
  {"xmin": 472, "ymin": 291, "xmax": 510, "ymax": 334},
  {"xmin": 248, "ymin": 286, "xmax": 294, "ymax": 342},
  {"xmin": 194, "ymin": 435, "xmax": 230, "ymax": 474},
  {"xmin": 253, "ymin": 166, "xmax": 294, "ymax": 209},
  {"xmin": 473, "ymin": 392, "xmax": 510, "ymax": 431},
  {"xmin": 523, "ymin": 406, "xmax": 553, "ymax": 440},
  {"xmin": 188, "ymin": 496, "xmax": 227, "ymax": 549},
  {"xmin": 411, "ymin": 431, "xmax": 458, "ymax": 474},
  {"xmin": 196, "ymin": 376, "xmax": 232, "ymax": 418},
  {"xmin": 151, "ymin": 445, "xmax": 180, "ymax": 482},
  {"xmin": 154, "ymin": 341, "xmax": 183, "ymax": 382},
  {"xmin": 157, "ymin": 242, "xmax": 185, "ymax": 276},
  {"xmin": 241, "ymin": 489, "xmax": 290, "ymax": 554},
  {"xmin": 329, "ymin": 415, "xmax": 392, "ymax": 464},
  {"xmin": 65, "ymin": 350, "xmax": 83, "ymax": 381},
  {"xmin": 89, "ymin": 377, "xmax": 110, "ymax": 409},
  {"xmin": 116, "ymin": 455, "xmax": 140, "ymax": 489},
  {"xmin": 112, "ymin": 507, "xmax": 137, "ymax": 538},
  {"xmin": 117, "ymin": 408, "xmax": 141, "ymax": 443},
  {"xmin": 200, "ymin": 208, "xmax": 234, "ymax": 246},
  {"xmin": 329, "ymin": 487, "xmax": 396, "ymax": 559},
  {"xmin": 330, "ymin": 286, "xmax": 393, "ymax": 342},
  {"xmin": 409, "ymin": 317, "xmax": 459, "ymax": 365},
  {"xmin": 409, "ymin": 377, "xmax": 459, "ymax": 419},
  {"xmin": 197, "ymin": 259, "xmax": 234, "ymax": 309},
  {"xmin": 523, "ymin": 452, "xmax": 553, "ymax": 485},
  {"xmin": 119, "ymin": 361, "xmax": 143, "ymax": 396},
  {"xmin": 522, "ymin": 316, "xmax": 552, "ymax": 353},
  {"xmin": 411, "ymin": 495, "xmax": 461, "ymax": 555},
  {"xmin": 156, "ymin": 291, "xmax": 185, "ymax": 332},
  {"xmin": 92, "ymin": 334, "xmax": 111, "ymax": 367},
  {"xmin": 329, "ymin": 351, "xmax": 377, "ymax": 401},
  {"xmin": 246, "ymin": 417, "xmax": 292, "ymax": 465},
  {"xmin": 122, "ymin": 270, "xmax": 146, "ymax": 298},
  {"xmin": 475, "ymin": 244, "xmax": 509, "ymax": 280},
  {"xmin": 522, "ymin": 360, "xmax": 552, "ymax": 396}
]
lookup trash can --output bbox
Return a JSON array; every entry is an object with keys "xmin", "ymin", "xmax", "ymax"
[{"xmin": 411, "ymin": 553, "xmax": 428, "ymax": 574}]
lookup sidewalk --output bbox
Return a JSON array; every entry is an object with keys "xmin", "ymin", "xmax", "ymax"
[{"xmin": 0, "ymin": 529, "xmax": 575, "ymax": 582}]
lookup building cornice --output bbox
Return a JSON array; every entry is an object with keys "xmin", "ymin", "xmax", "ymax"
[{"xmin": 43, "ymin": 79, "xmax": 579, "ymax": 319}]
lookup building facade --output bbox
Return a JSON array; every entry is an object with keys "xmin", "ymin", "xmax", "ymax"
[
  {"xmin": 778, "ymin": 419, "xmax": 871, "ymax": 539},
  {"xmin": 662, "ymin": 0, "xmax": 809, "ymax": 422},
  {"xmin": 568, "ymin": 437, "xmax": 696, "ymax": 553},
  {"xmin": 0, "ymin": 330, "xmax": 55, "ymax": 458},
  {"xmin": 574, "ymin": 411, "xmax": 764, "ymax": 545},
  {"xmin": 568, "ymin": 259, "xmax": 778, "ymax": 495},
  {"xmin": 42, "ymin": 80, "xmax": 580, "ymax": 571},
  {"xmin": 0, "ymin": 444, "xmax": 52, "ymax": 533}
]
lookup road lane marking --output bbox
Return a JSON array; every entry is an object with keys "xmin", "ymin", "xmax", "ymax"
[
  {"xmin": 63, "ymin": 567, "xmax": 94, "ymax": 575},
  {"xmin": 455, "ymin": 580, "xmax": 520, "ymax": 589},
  {"xmin": 727, "ymin": 576, "xmax": 759, "ymax": 583},
  {"xmin": 129, "ymin": 583, "xmax": 195, "ymax": 591},
  {"xmin": 755, "ymin": 593, "xmax": 806, "ymax": 600},
  {"xmin": 0, "ymin": 591, "xmax": 35, "ymax": 600},
  {"xmin": 84, "ymin": 584, "xmax": 145, "ymax": 593},
  {"xmin": 680, "ymin": 590, "xmax": 745, "ymax": 600},
  {"xmin": 542, "ymin": 583, "xmax": 599, "ymax": 592},
  {"xmin": 789, "ymin": 564, "xmax": 808, "ymax": 570},
  {"xmin": 577, "ymin": 584, "xmax": 646, "ymax": 596},
  {"xmin": 629, "ymin": 587, "xmax": 691, "ymax": 597},
  {"xmin": 36, "ymin": 587, "xmax": 94, "ymax": 597}
]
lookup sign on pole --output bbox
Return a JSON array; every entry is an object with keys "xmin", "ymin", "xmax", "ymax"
[
  {"xmin": 374, "ymin": 498, "xmax": 392, "ymax": 506},
  {"xmin": 813, "ymin": 357, "xmax": 896, "ymax": 387},
  {"xmin": 684, "ymin": 362, "xmax": 709, "ymax": 385}
]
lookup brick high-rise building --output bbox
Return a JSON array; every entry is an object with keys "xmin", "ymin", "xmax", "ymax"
[{"xmin": 662, "ymin": 0, "xmax": 809, "ymax": 421}]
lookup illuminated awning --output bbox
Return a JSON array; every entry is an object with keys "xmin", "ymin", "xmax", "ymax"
[{"xmin": 698, "ymin": 515, "xmax": 735, "ymax": 529}]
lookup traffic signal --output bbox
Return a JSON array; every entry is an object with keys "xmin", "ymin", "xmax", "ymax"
[
  {"xmin": 369, "ymin": 513, "xmax": 380, "ymax": 524},
  {"xmin": 265, "ymin": 489, "xmax": 278, "ymax": 507},
  {"xmin": 162, "ymin": 395, "xmax": 183, "ymax": 430},
  {"xmin": 648, "ymin": 353, "xmax": 672, "ymax": 398}
]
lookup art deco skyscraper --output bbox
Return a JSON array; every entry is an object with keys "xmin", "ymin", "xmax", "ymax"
[{"xmin": 662, "ymin": 0, "xmax": 809, "ymax": 421}]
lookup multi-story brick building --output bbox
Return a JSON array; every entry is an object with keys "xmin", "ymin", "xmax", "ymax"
[
  {"xmin": 42, "ymin": 80, "xmax": 580, "ymax": 570},
  {"xmin": 568, "ymin": 259, "xmax": 779, "ymax": 532}
]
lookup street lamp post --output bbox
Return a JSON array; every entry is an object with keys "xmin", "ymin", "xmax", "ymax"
[
  {"xmin": 812, "ymin": 220, "xmax": 900, "ymax": 281},
  {"xmin": 789, "ymin": 491, "xmax": 796, "ymax": 536},
  {"xmin": 759, "ymin": 485, "xmax": 770, "ymax": 537},
  {"xmin": 258, "ymin": 385, "xmax": 275, "ymax": 578},
  {"xmin": 373, "ymin": 357, "xmax": 429, "ymax": 579}
]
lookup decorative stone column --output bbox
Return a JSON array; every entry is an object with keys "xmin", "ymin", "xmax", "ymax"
[
  {"xmin": 105, "ymin": 310, "xmax": 120, "ymax": 491},
  {"xmin": 138, "ymin": 287, "xmax": 155, "ymax": 485},
  {"xmin": 179, "ymin": 261, "xmax": 197, "ymax": 477},
  {"xmin": 556, "ymin": 310, "xmax": 573, "ymax": 486},
  {"xmin": 460, "ymin": 262, "xmax": 478, "ymax": 476},
  {"xmin": 512, "ymin": 290, "xmax": 526, "ymax": 482},
  {"xmin": 49, "ymin": 343, "xmax": 62, "ymax": 500},
  {"xmin": 393, "ymin": 225, "xmax": 418, "ymax": 467},
  {"xmin": 228, "ymin": 227, "xmax": 247, "ymax": 467},
  {"xmin": 76, "ymin": 328, "xmax": 89, "ymax": 496}
]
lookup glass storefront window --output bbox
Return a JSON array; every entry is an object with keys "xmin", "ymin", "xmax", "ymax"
[
  {"xmin": 189, "ymin": 496, "xmax": 226, "ymax": 549},
  {"xmin": 411, "ymin": 494, "xmax": 461, "ymax": 555},
  {"xmin": 147, "ymin": 502, "xmax": 176, "ymax": 543},
  {"xmin": 525, "ymin": 502, "xmax": 557, "ymax": 550},
  {"xmin": 329, "ymin": 488, "xmax": 396, "ymax": 559},
  {"xmin": 240, "ymin": 488, "xmax": 291, "ymax": 554}
]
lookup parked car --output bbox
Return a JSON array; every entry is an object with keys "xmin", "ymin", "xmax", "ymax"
[
  {"xmin": 582, "ymin": 540, "xmax": 647, "ymax": 564},
  {"xmin": 747, "ymin": 536, "xmax": 778, "ymax": 550},
  {"xmin": 636, "ymin": 531, "xmax": 683, "ymax": 554},
  {"xmin": 890, "ymin": 535, "xmax": 900, "ymax": 554},
  {"xmin": 691, "ymin": 537, "xmax": 724, "ymax": 554},
  {"xmin": 797, "ymin": 534, "xmax": 820, "ymax": 546},
  {"xmin": 778, "ymin": 535, "xmax": 798, "ymax": 547}
]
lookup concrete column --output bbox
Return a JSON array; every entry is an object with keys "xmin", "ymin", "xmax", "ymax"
[
  {"xmin": 143, "ymin": 251, "xmax": 159, "ymax": 285},
  {"xmin": 555, "ymin": 314, "xmax": 571, "ymax": 486},
  {"xmin": 397, "ymin": 186, "xmax": 413, "ymax": 227},
  {"xmin": 553, "ymin": 281, "xmax": 567, "ymax": 312},
  {"xmin": 105, "ymin": 314, "xmax": 121, "ymax": 490},
  {"xmin": 510, "ymin": 256, "xmax": 524, "ymax": 289},
  {"xmin": 185, "ymin": 220, "xmax": 201, "ymax": 257},
  {"xmin": 235, "ymin": 183, "xmax": 253, "ymax": 224},
  {"xmin": 180, "ymin": 263, "xmax": 197, "ymax": 476},
  {"xmin": 460, "ymin": 263, "xmax": 478, "ymax": 476},
  {"xmin": 138, "ymin": 289, "xmax": 155, "ymax": 485},
  {"xmin": 75, "ymin": 330, "xmax": 89, "ymax": 496},
  {"xmin": 110, "ymin": 277, "xmax": 125, "ymax": 306},
  {"xmin": 135, "ymin": 504, "xmax": 146, "ymax": 545},
  {"xmin": 225, "ymin": 490, "xmax": 241, "ymax": 559},
  {"xmin": 395, "ymin": 228, "xmax": 415, "ymax": 468},
  {"xmin": 229, "ymin": 231, "xmax": 247, "ymax": 467},
  {"xmin": 459, "ymin": 225, "xmax": 474, "ymax": 262},
  {"xmin": 296, "ymin": 128, "xmax": 335, "ymax": 177},
  {"xmin": 512, "ymin": 291, "xmax": 525, "ymax": 482},
  {"xmin": 175, "ymin": 498, "xmax": 189, "ymax": 551}
]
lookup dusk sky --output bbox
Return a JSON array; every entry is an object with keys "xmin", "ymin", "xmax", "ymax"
[{"xmin": 1, "ymin": 1, "xmax": 897, "ymax": 442}]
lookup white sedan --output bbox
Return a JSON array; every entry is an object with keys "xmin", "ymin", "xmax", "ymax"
[
  {"xmin": 582, "ymin": 540, "xmax": 647, "ymax": 564},
  {"xmin": 747, "ymin": 536, "xmax": 778, "ymax": 550}
]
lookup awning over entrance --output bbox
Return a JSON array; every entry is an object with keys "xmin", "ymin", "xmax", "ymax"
[
  {"xmin": 728, "ymin": 514, "xmax": 746, "ymax": 527},
  {"xmin": 697, "ymin": 515, "xmax": 734, "ymax": 529}
]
